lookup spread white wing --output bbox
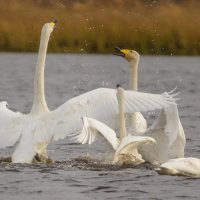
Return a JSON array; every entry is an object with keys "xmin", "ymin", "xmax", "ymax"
[
  {"xmin": 74, "ymin": 117, "xmax": 119, "ymax": 150},
  {"xmin": 139, "ymin": 105, "xmax": 185, "ymax": 164},
  {"xmin": 12, "ymin": 130, "xmax": 35, "ymax": 163},
  {"xmin": 148, "ymin": 105, "xmax": 180, "ymax": 146},
  {"xmin": 0, "ymin": 102, "xmax": 24, "ymax": 149},
  {"xmin": 50, "ymin": 88, "xmax": 176, "ymax": 141}
]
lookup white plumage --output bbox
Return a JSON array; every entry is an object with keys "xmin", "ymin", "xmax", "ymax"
[
  {"xmin": 0, "ymin": 88, "xmax": 175, "ymax": 163},
  {"xmin": 139, "ymin": 104, "xmax": 186, "ymax": 165},
  {"xmin": 74, "ymin": 86, "xmax": 160, "ymax": 164},
  {"xmin": 0, "ymin": 102, "xmax": 24, "ymax": 149},
  {"xmin": 115, "ymin": 47, "xmax": 147, "ymax": 135},
  {"xmin": 0, "ymin": 22, "xmax": 176, "ymax": 164},
  {"xmin": 52, "ymin": 88, "xmax": 176, "ymax": 141},
  {"xmin": 115, "ymin": 48, "xmax": 185, "ymax": 164},
  {"xmin": 75, "ymin": 117, "xmax": 155, "ymax": 164},
  {"xmin": 155, "ymin": 157, "xmax": 200, "ymax": 177}
]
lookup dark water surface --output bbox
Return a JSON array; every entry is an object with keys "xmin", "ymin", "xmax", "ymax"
[{"xmin": 0, "ymin": 53, "xmax": 200, "ymax": 200}]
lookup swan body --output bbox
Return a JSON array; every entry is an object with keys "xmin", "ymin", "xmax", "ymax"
[
  {"xmin": 77, "ymin": 117, "xmax": 155, "ymax": 164},
  {"xmin": 74, "ymin": 86, "xmax": 161, "ymax": 165},
  {"xmin": 115, "ymin": 47, "xmax": 147, "ymax": 135},
  {"xmin": 115, "ymin": 47, "xmax": 185, "ymax": 164},
  {"xmin": 155, "ymin": 157, "xmax": 200, "ymax": 177},
  {"xmin": 114, "ymin": 134, "xmax": 155, "ymax": 164}
]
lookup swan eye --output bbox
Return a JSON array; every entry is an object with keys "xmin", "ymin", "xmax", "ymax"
[{"xmin": 130, "ymin": 50, "xmax": 133, "ymax": 53}]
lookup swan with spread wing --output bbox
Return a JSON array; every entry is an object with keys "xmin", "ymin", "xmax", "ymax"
[
  {"xmin": 115, "ymin": 47, "xmax": 147, "ymax": 135},
  {"xmin": 0, "ymin": 22, "xmax": 176, "ymax": 164},
  {"xmin": 74, "ymin": 85, "xmax": 156, "ymax": 164},
  {"xmin": 115, "ymin": 48, "xmax": 186, "ymax": 165}
]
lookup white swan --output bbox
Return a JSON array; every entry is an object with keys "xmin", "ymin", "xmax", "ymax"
[
  {"xmin": 0, "ymin": 22, "xmax": 177, "ymax": 164},
  {"xmin": 75, "ymin": 85, "xmax": 158, "ymax": 164},
  {"xmin": 155, "ymin": 157, "xmax": 200, "ymax": 177},
  {"xmin": 115, "ymin": 48, "xmax": 185, "ymax": 164},
  {"xmin": 115, "ymin": 47, "xmax": 147, "ymax": 135},
  {"xmin": 138, "ymin": 103, "xmax": 185, "ymax": 165}
]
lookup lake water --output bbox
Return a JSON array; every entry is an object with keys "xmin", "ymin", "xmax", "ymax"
[{"xmin": 0, "ymin": 53, "xmax": 200, "ymax": 200}]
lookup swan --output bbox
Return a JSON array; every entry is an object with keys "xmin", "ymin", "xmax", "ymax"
[
  {"xmin": 74, "ymin": 85, "xmax": 156, "ymax": 164},
  {"xmin": 0, "ymin": 22, "xmax": 177, "ymax": 164},
  {"xmin": 138, "ymin": 103, "xmax": 186, "ymax": 165},
  {"xmin": 115, "ymin": 47, "xmax": 147, "ymax": 135},
  {"xmin": 115, "ymin": 48, "xmax": 185, "ymax": 164},
  {"xmin": 155, "ymin": 157, "xmax": 200, "ymax": 177}
]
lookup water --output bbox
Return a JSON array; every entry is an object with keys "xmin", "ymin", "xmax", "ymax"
[{"xmin": 0, "ymin": 53, "xmax": 200, "ymax": 199}]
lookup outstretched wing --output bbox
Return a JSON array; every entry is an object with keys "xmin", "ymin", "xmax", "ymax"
[
  {"xmin": 49, "ymin": 88, "xmax": 176, "ymax": 141},
  {"xmin": 140, "ymin": 105, "xmax": 185, "ymax": 164},
  {"xmin": 11, "ymin": 131, "xmax": 35, "ymax": 164},
  {"xmin": 151, "ymin": 105, "xmax": 183, "ymax": 146},
  {"xmin": 0, "ymin": 102, "xmax": 24, "ymax": 149},
  {"xmin": 74, "ymin": 117, "xmax": 119, "ymax": 150}
]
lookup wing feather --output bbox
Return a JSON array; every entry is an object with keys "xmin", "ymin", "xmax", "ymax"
[
  {"xmin": 48, "ymin": 88, "xmax": 176, "ymax": 141},
  {"xmin": 0, "ymin": 102, "xmax": 24, "ymax": 149},
  {"xmin": 74, "ymin": 117, "xmax": 119, "ymax": 150},
  {"xmin": 117, "ymin": 135, "xmax": 156, "ymax": 154},
  {"xmin": 140, "ymin": 104, "xmax": 185, "ymax": 164}
]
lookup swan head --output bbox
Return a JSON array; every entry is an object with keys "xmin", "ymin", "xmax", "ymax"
[
  {"xmin": 41, "ymin": 20, "xmax": 57, "ymax": 38},
  {"xmin": 115, "ymin": 47, "xmax": 140, "ymax": 63}
]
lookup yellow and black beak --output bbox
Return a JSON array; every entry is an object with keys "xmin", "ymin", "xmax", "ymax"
[
  {"xmin": 114, "ymin": 47, "xmax": 129, "ymax": 57},
  {"xmin": 50, "ymin": 20, "xmax": 58, "ymax": 29}
]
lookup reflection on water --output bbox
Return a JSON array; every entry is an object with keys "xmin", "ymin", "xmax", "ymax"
[{"xmin": 0, "ymin": 54, "xmax": 200, "ymax": 200}]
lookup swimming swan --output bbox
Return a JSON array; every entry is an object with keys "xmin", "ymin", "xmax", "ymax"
[
  {"xmin": 115, "ymin": 47, "xmax": 147, "ymax": 135},
  {"xmin": 0, "ymin": 22, "xmax": 177, "ymax": 164},
  {"xmin": 74, "ymin": 85, "xmax": 158, "ymax": 164},
  {"xmin": 115, "ymin": 48, "xmax": 185, "ymax": 164},
  {"xmin": 155, "ymin": 157, "xmax": 200, "ymax": 177}
]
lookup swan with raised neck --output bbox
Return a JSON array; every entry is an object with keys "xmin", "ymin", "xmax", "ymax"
[
  {"xmin": 31, "ymin": 21, "xmax": 56, "ymax": 115},
  {"xmin": 116, "ymin": 84, "xmax": 126, "ymax": 141},
  {"xmin": 115, "ymin": 47, "xmax": 146, "ymax": 134}
]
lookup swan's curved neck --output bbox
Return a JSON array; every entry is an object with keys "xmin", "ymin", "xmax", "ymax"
[
  {"xmin": 117, "ymin": 87, "xmax": 127, "ymax": 142},
  {"xmin": 129, "ymin": 59, "xmax": 139, "ymax": 91},
  {"xmin": 31, "ymin": 30, "xmax": 50, "ymax": 114}
]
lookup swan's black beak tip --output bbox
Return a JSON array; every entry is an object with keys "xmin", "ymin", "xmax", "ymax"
[
  {"xmin": 53, "ymin": 19, "xmax": 58, "ymax": 24},
  {"xmin": 116, "ymin": 84, "xmax": 121, "ymax": 88},
  {"xmin": 114, "ymin": 47, "xmax": 125, "ymax": 57},
  {"xmin": 115, "ymin": 46, "xmax": 121, "ymax": 51}
]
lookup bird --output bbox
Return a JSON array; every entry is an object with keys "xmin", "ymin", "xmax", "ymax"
[
  {"xmin": 115, "ymin": 48, "xmax": 185, "ymax": 165},
  {"xmin": 155, "ymin": 157, "xmax": 200, "ymax": 177},
  {"xmin": 115, "ymin": 47, "xmax": 147, "ymax": 135},
  {"xmin": 0, "ymin": 22, "xmax": 177, "ymax": 164},
  {"xmin": 74, "ymin": 85, "xmax": 156, "ymax": 164},
  {"xmin": 139, "ymin": 102, "xmax": 186, "ymax": 165}
]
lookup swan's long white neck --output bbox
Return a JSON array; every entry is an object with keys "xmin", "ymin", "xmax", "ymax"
[
  {"xmin": 129, "ymin": 59, "xmax": 139, "ymax": 91},
  {"xmin": 31, "ymin": 27, "xmax": 50, "ymax": 114},
  {"xmin": 117, "ymin": 87, "xmax": 127, "ymax": 142},
  {"xmin": 129, "ymin": 59, "xmax": 139, "ymax": 130}
]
